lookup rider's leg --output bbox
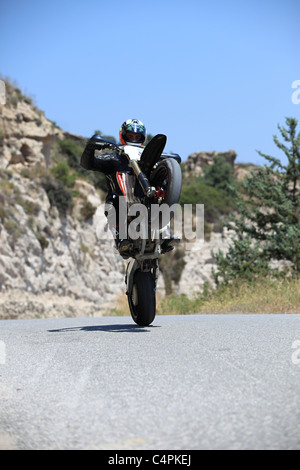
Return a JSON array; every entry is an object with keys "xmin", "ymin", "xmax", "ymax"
[
  {"xmin": 104, "ymin": 193, "xmax": 119, "ymax": 241},
  {"xmin": 105, "ymin": 193, "xmax": 133, "ymax": 257}
]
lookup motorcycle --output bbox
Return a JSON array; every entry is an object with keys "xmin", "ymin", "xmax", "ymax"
[{"xmin": 94, "ymin": 134, "xmax": 182, "ymax": 326}]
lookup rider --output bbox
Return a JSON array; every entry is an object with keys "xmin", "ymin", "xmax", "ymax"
[{"xmin": 80, "ymin": 119, "xmax": 179, "ymax": 257}]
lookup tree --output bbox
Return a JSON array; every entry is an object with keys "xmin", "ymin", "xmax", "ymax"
[
  {"xmin": 213, "ymin": 117, "xmax": 300, "ymax": 285},
  {"xmin": 203, "ymin": 155, "xmax": 235, "ymax": 192}
]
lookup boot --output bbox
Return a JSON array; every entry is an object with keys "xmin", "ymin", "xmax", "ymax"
[
  {"xmin": 161, "ymin": 236, "xmax": 180, "ymax": 254},
  {"xmin": 116, "ymin": 238, "xmax": 134, "ymax": 259}
]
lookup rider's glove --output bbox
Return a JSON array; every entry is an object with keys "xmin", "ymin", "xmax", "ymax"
[{"xmin": 88, "ymin": 135, "xmax": 118, "ymax": 151}]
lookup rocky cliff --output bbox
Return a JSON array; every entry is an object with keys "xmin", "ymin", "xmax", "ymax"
[
  {"xmin": 183, "ymin": 149, "xmax": 258, "ymax": 182},
  {"xmin": 0, "ymin": 80, "xmax": 125, "ymax": 318},
  {"xmin": 184, "ymin": 149, "xmax": 237, "ymax": 177}
]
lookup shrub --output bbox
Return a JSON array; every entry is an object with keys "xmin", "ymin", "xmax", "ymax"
[
  {"xmin": 34, "ymin": 230, "xmax": 49, "ymax": 250},
  {"xmin": 41, "ymin": 175, "xmax": 73, "ymax": 217},
  {"xmin": 80, "ymin": 201, "xmax": 97, "ymax": 221},
  {"xmin": 3, "ymin": 218, "xmax": 25, "ymax": 247},
  {"xmin": 159, "ymin": 247, "xmax": 186, "ymax": 295},
  {"xmin": 0, "ymin": 205, "xmax": 7, "ymax": 220},
  {"xmin": 57, "ymin": 138, "xmax": 107, "ymax": 192},
  {"xmin": 203, "ymin": 154, "xmax": 235, "ymax": 192},
  {"xmin": 180, "ymin": 179, "xmax": 235, "ymax": 225},
  {"xmin": 0, "ymin": 129, "xmax": 4, "ymax": 146},
  {"xmin": 50, "ymin": 161, "xmax": 77, "ymax": 188},
  {"xmin": 58, "ymin": 139, "xmax": 83, "ymax": 166}
]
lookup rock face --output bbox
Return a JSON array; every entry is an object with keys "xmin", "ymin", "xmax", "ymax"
[
  {"xmin": 178, "ymin": 232, "xmax": 231, "ymax": 296},
  {"xmin": 184, "ymin": 149, "xmax": 259, "ymax": 182},
  {"xmin": 0, "ymin": 167, "xmax": 125, "ymax": 313},
  {"xmin": 0, "ymin": 82, "xmax": 125, "ymax": 318},
  {"xmin": 184, "ymin": 150, "xmax": 237, "ymax": 177},
  {"xmin": 0, "ymin": 88, "xmax": 61, "ymax": 168}
]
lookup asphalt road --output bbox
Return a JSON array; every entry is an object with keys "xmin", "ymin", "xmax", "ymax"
[{"xmin": 0, "ymin": 313, "xmax": 300, "ymax": 450}]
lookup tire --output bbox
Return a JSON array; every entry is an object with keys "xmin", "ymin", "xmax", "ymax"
[
  {"xmin": 150, "ymin": 158, "xmax": 182, "ymax": 226},
  {"xmin": 128, "ymin": 270, "xmax": 156, "ymax": 326}
]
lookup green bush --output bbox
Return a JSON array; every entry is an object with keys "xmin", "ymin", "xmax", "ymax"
[
  {"xmin": 41, "ymin": 175, "xmax": 73, "ymax": 217},
  {"xmin": 57, "ymin": 138, "xmax": 107, "ymax": 192},
  {"xmin": 0, "ymin": 205, "xmax": 7, "ymax": 220},
  {"xmin": 0, "ymin": 129, "xmax": 4, "ymax": 146},
  {"xmin": 203, "ymin": 155, "xmax": 235, "ymax": 192},
  {"xmin": 3, "ymin": 218, "xmax": 25, "ymax": 247},
  {"xmin": 58, "ymin": 139, "xmax": 83, "ymax": 166},
  {"xmin": 159, "ymin": 247, "xmax": 186, "ymax": 295},
  {"xmin": 180, "ymin": 152, "xmax": 237, "ymax": 236},
  {"xmin": 80, "ymin": 201, "xmax": 97, "ymax": 221},
  {"xmin": 34, "ymin": 230, "xmax": 49, "ymax": 250},
  {"xmin": 17, "ymin": 198, "xmax": 40, "ymax": 216},
  {"xmin": 180, "ymin": 179, "xmax": 235, "ymax": 224},
  {"xmin": 50, "ymin": 161, "xmax": 77, "ymax": 188}
]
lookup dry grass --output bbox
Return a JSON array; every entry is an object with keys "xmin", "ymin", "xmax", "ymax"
[
  {"xmin": 160, "ymin": 277, "xmax": 300, "ymax": 315},
  {"xmin": 104, "ymin": 277, "xmax": 300, "ymax": 317}
]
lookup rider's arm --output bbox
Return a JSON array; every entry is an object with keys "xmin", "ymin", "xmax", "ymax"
[
  {"xmin": 80, "ymin": 135, "xmax": 100, "ymax": 170},
  {"xmin": 80, "ymin": 135, "xmax": 128, "ymax": 174}
]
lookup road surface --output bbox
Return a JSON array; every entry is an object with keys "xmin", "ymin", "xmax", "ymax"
[{"xmin": 0, "ymin": 314, "xmax": 300, "ymax": 450}]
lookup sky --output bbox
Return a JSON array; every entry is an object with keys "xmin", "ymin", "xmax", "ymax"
[{"xmin": 0, "ymin": 0, "xmax": 299, "ymax": 165}]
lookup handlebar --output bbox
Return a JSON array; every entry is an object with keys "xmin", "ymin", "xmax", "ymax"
[{"xmin": 91, "ymin": 136, "xmax": 123, "ymax": 154}]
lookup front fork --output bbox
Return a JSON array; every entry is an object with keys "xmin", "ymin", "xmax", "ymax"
[
  {"xmin": 125, "ymin": 258, "xmax": 159, "ymax": 298},
  {"xmin": 129, "ymin": 159, "xmax": 157, "ymax": 198}
]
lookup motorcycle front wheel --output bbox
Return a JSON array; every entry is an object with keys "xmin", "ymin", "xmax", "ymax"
[
  {"xmin": 151, "ymin": 158, "xmax": 182, "ymax": 205},
  {"xmin": 150, "ymin": 158, "xmax": 182, "ymax": 226},
  {"xmin": 128, "ymin": 270, "xmax": 156, "ymax": 327}
]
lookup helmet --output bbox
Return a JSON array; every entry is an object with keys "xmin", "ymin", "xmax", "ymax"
[{"xmin": 119, "ymin": 119, "xmax": 147, "ymax": 146}]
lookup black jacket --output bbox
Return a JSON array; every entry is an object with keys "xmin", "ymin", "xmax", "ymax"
[{"xmin": 80, "ymin": 134, "xmax": 130, "ymax": 194}]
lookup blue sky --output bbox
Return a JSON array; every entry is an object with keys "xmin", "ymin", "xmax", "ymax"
[{"xmin": 1, "ymin": 0, "xmax": 299, "ymax": 165}]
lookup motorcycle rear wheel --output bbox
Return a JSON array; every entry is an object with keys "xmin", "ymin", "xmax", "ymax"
[{"xmin": 128, "ymin": 270, "xmax": 156, "ymax": 326}]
